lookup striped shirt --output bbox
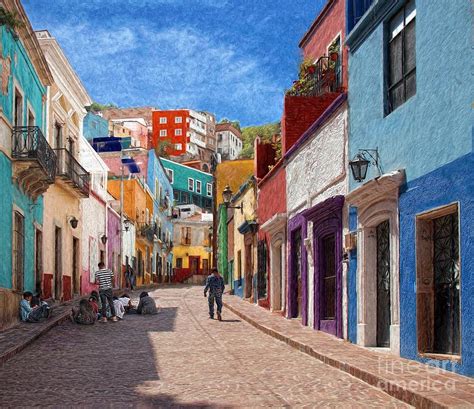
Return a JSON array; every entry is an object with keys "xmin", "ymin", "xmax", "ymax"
[{"xmin": 95, "ymin": 268, "xmax": 113, "ymax": 290}]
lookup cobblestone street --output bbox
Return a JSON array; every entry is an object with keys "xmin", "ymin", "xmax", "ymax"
[{"xmin": 0, "ymin": 286, "xmax": 409, "ymax": 408}]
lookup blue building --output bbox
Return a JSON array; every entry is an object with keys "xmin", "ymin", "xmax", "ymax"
[
  {"xmin": 147, "ymin": 151, "xmax": 174, "ymax": 282},
  {"xmin": 345, "ymin": 0, "xmax": 473, "ymax": 375},
  {"xmin": 83, "ymin": 111, "xmax": 109, "ymax": 140},
  {"xmin": 0, "ymin": 4, "xmax": 55, "ymax": 328}
]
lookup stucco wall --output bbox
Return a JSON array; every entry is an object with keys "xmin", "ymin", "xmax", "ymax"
[
  {"xmin": 215, "ymin": 160, "xmax": 254, "ymax": 207},
  {"xmin": 107, "ymin": 208, "xmax": 121, "ymax": 286},
  {"xmin": 399, "ymin": 154, "xmax": 474, "ymax": 376},
  {"xmin": 348, "ymin": 0, "xmax": 472, "ymax": 188},
  {"xmin": 286, "ymin": 106, "xmax": 347, "ymax": 218}
]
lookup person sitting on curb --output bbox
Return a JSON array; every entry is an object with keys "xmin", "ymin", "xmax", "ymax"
[
  {"xmin": 71, "ymin": 299, "xmax": 97, "ymax": 325},
  {"xmin": 204, "ymin": 268, "xmax": 225, "ymax": 321},
  {"xmin": 113, "ymin": 296, "xmax": 126, "ymax": 320},
  {"xmin": 20, "ymin": 292, "xmax": 51, "ymax": 323},
  {"xmin": 136, "ymin": 292, "xmax": 158, "ymax": 315}
]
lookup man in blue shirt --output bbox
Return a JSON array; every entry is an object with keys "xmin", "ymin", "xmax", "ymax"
[{"xmin": 204, "ymin": 268, "xmax": 225, "ymax": 320}]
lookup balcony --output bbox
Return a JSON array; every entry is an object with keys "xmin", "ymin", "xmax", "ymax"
[
  {"xmin": 138, "ymin": 223, "xmax": 155, "ymax": 243},
  {"xmin": 12, "ymin": 126, "xmax": 57, "ymax": 200},
  {"xmin": 54, "ymin": 148, "xmax": 90, "ymax": 198},
  {"xmin": 286, "ymin": 55, "xmax": 342, "ymax": 97}
]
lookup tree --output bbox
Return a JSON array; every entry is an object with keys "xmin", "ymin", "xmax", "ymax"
[
  {"xmin": 155, "ymin": 140, "xmax": 173, "ymax": 159},
  {"xmin": 86, "ymin": 102, "xmax": 118, "ymax": 113},
  {"xmin": 239, "ymin": 122, "xmax": 280, "ymax": 159}
]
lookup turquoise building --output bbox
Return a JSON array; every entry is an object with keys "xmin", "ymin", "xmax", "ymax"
[
  {"xmin": 83, "ymin": 111, "xmax": 109, "ymax": 140},
  {"xmin": 345, "ymin": 0, "xmax": 473, "ymax": 375},
  {"xmin": 0, "ymin": 7, "xmax": 55, "ymax": 328},
  {"xmin": 147, "ymin": 151, "xmax": 174, "ymax": 281},
  {"xmin": 160, "ymin": 158, "xmax": 213, "ymax": 212}
]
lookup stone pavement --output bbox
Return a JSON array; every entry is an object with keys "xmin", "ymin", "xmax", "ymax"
[
  {"xmin": 0, "ymin": 285, "xmax": 410, "ymax": 408},
  {"xmin": 223, "ymin": 294, "xmax": 474, "ymax": 409}
]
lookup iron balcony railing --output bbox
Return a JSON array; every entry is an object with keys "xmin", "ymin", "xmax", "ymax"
[
  {"xmin": 288, "ymin": 55, "xmax": 343, "ymax": 97},
  {"xmin": 138, "ymin": 223, "xmax": 155, "ymax": 242},
  {"xmin": 12, "ymin": 126, "xmax": 57, "ymax": 182},
  {"xmin": 54, "ymin": 148, "xmax": 90, "ymax": 197}
]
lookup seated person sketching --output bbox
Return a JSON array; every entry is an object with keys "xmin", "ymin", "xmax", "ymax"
[
  {"xmin": 71, "ymin": 299, "xmax": 97, "ymax": 325},
  {"xmin": 20, "ymin": 292, "xmax": 51, "ymax": 323},
  {"xmin": 118, "ymin": 294, "xmax": 133, "ymax": 313},
  {"xmin": 136, "ymin": 292, "xmax": 158, "ymax": 315},
  {"xmin": 113, "ymin": 296, "xmax": 125, "ymax": 320}
]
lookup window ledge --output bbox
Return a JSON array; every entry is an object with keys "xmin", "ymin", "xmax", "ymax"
[{"xmin": 419, "ymin": 353, "xmax": 461, "ymax": 363}]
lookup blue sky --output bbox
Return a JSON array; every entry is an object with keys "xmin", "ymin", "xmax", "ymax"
[{"xmin": 23, "ymin": 0, "xmax": 325, "ymax": 126}]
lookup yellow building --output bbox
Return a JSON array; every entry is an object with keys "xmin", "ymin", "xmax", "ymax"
[
  {"xmin": 37, "ymin": 31, "xmax": 92, "ymax": 301},
  {"xmin": 172, "ymin": 210, "xmax": 213, "ymax": 282},
  {"xmin": 108, "ymin": 178, "xmax": 154, "ymax": 286},
  {"xmin": 230, "ymin": 177, "xmax": 257, "ymax": 300},
  {"xmin": 215, "ymin": 159, "xmax": 253, "ymax": 207}
]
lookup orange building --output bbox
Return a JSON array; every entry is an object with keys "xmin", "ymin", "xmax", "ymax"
[
  {"xmin": 108, "ymin": 179, "xmax": 154, "ymax": 286},
  {"xmin": 152, "ymin": 109, "xmax": 190, "ymax": 156}
]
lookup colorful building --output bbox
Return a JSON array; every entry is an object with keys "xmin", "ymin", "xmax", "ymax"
[
  {"xmin": 108, "ymin": 177, "xmax": 154, "ymax": 286},
  {"xmin": 229, "ymin": 177, "xmax": 257, "ymax": 299},
  {"xmin": 284, "ymin": 0, "xmax": 348, "ymax": 340},
  {"xmin": 172, "ymin": 208, "xmax": 213, "ymax": 283},
  {"xmin": 345, "ymin": 0, "xmax": 473, "ymax": 375},
  {"xmin": 255, "ymin": 138, "xmax": 286, "ymax": 312},
  {"xmin": 215, "ymin": 159, "xmax": 254, "ymax": 284},
  {"xmin": 147, "ymin": 150, "xmax": 174, "ymax": 283},
  {"xmin": 152, "ymin": 109, "xmax": 216, "ymax": 170},
  {"xmin": 83, "ymin": 111, "xmax": 109, "ymax": 140},
  {"xmin": 0, "ymin": 1, "xmax": 54, "ymax": 328},
  {"xmin": 79, "ymin": 141, "xmax": 110, "ymax": 295},
  {"xmin": 36, "ymin": 30, "xmax": 91, "ymax": 301},
  {"xmin": 161, "ymin": 157, "xmax": 213, "ymax": 212},
  {"xmin": 215, "ymin": 122, "xmax": 243, "ymax": 160}
]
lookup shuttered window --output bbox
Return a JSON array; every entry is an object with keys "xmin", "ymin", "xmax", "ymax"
[{"xmin": 388, "ymin": 0, "xmax": 416, "ymax": 113}]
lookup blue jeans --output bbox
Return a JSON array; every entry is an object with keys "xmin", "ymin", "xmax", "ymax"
[{"xmin": 208, "ymin": 293, "xmax": 222, "ymax": 317}]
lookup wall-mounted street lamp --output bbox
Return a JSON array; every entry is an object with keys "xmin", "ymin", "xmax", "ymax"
[
  {"xmin": 101, "ymin": 235, "xmax": 108, "ymax": 245},
  {"xmin": 349, "ymin": 148, "xmax": 383, "ymax": 182},
  {"xmin": 222, "ymin": 185, "xmax": 243, "ymax": 213},
  {"xmin": 68, "ymin": 216, "xmax": 79, "ymax": 229}
]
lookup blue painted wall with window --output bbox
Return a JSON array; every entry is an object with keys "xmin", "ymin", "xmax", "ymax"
[
  {"xmin": 0, "ymin": 26, "xmax": 47, "ymax": 293},
  {"xmin": 83, "ymin": 112, "xmax": 109, "ymax": 140},
  {"xmin": 161, "ymin": 158, "xmax": 213, "ymax": 211},
  {"xmin": 346, "ymin": 0, "xmax": 473, "ymax": 374}
]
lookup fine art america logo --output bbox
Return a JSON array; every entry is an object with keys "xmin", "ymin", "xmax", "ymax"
[{"xmin": 376, "ymin": 357, "xmax": 458, "ymax": 393}]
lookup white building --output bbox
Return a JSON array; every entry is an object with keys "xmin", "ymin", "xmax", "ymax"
[{"xmin": 216, "ymin": 123, "xmax": 243, "ymax": 160}]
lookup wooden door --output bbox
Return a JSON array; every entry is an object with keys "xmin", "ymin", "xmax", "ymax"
[{"xmin": 376, "ymin": 220, "xmax": 391, "ymax": 347}]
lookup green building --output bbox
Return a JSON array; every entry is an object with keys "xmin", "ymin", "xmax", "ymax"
[{"xmin": 160, "ymin": 159, "xmax": 213, "ymax": 212}]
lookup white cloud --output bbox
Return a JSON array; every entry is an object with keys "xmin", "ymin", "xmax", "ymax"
[{"xmin": 52, "ymin": 23, "xmax": 282, "ymax": 124}]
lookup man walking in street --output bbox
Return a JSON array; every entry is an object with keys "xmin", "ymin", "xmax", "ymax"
[
  {"xmin": 204, "ymin": 268, "xmax": 225, "ymax": 321},
  {"xmin": 95, "ymin": 262, "xmax": 117, "ymax": 323}
]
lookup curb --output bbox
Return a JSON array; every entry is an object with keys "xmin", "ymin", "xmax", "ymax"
[
  {"xmin": 0, "ymin": 308, "xmax": 71, "ymax": 367},
  {"xmin": 223, "ymin": 300, "xmax": 460, "ymax": 409}
]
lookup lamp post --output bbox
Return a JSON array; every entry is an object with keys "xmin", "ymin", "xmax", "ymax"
[
  {"xmin": 349, "ymin": 148, "xmax": 382, "ymax": 182},
  {"xmin": 222, "ymin": 185, "xmax": 243, "ymax": 213}
]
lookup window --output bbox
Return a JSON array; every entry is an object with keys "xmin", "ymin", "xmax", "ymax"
[
  {"xmin": 166, "ymin": 168, "xmax": 174, "ymax": 183},
  {"xmin": 14, "ymin": 88, "xmax": 23, "ymax": 127},
  {"xmin": 188, "ymin": 178, "xmax": 194, "ymax": 192},
  {"xmin": 159, "ymin": 117, "xmax": 167, "ymax": 124},
  {"xmin": 196, "ymin": 180, "xmax": 202, "ymax": 194},
  {"xmin": 206, "ymin": 183, "xmax": 212, "ymax": 197},
  {"xmin": 176, "ymin": 258, "xmax": 183, "ymax": 268},
  {"xmin": 175, "ymin": 129, "xmax": 182, "ymax": 136},
  {"xmin": 175, "ymin": 143, "xmax": 182, "ymax": 150},
  {"xmin": 175, "ymin": 116, "xmax": 182, "ymax": 123},
  {"xmin": 160, "ymin": 130, "xmax": 167, "ymax": 137},
  {"xmin": 217, "ymin": 133, "xmax": 222, "ymax": 142},
  {"xmin": 27, "ymin": 108, "xmax": 35, "ymax": 127},
  {"xmin": 13, "ymin": 211, "xmax": 25, "ymax": 291},
  {"xmin": 387, "ymin": 0, "xmax": 416, "ymax": 113},
  {"xmin": 181, "ymin": 192, "xmax": 190, "ymax": 204},
  {"xmin": 181, "ymin": 227, "xmax": 192, "ymax": 245}
]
